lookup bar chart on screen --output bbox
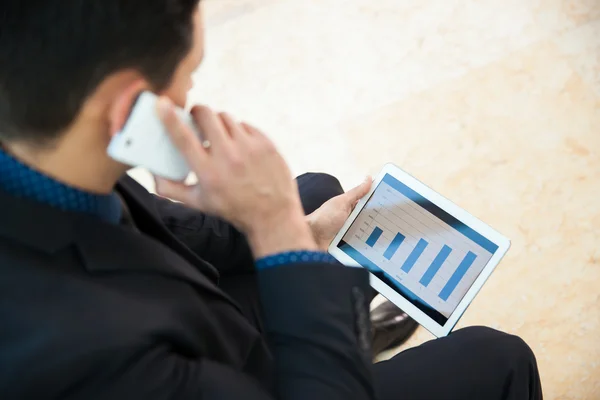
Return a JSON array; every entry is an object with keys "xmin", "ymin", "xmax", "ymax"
[{"xmin": 342, "ymin": 175, "xmax": 496, "ymax": 316}]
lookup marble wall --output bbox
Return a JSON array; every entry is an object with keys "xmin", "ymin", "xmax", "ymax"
[{"xmin": 131, "ymin": 0, "xmax": 600, "ymax": 397}]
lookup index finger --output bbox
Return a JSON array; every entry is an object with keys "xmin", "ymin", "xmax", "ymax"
[{"xmin": 157, "ymin": 96, "xmax": 208, "ymax": 173}]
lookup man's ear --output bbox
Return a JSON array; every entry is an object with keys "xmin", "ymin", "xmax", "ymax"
[{"xmin": 108, "ymin": 79, "xmax": 150, "ymax": 138}]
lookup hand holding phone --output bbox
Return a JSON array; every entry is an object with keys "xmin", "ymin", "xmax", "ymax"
[{"xmin": 109, "ymin": 92, "xmax": 317, "ymax": 257}]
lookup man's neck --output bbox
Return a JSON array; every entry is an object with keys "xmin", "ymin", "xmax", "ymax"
[{"xmin": 3, "ymin": 132, "xmax": 127, "ymax": 195}]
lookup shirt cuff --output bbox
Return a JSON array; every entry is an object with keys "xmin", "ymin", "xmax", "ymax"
[{"xmin": 256, "ymin": 251, "xmax": 339, "ymax": 270}]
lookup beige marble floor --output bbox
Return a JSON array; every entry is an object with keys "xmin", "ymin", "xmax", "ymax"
[{"xmin": 131, "ymin": 0, "xmax": 600, "ymax": 398}]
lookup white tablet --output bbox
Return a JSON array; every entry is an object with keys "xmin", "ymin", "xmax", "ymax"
[{"xmin": 328, "ymin": 164, "xmax": 510, "ymax": 337}]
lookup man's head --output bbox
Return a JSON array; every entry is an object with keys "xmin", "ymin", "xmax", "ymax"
[{"xmin": 0, "ymin": 0, "xmax": 204, "ymax": 190}]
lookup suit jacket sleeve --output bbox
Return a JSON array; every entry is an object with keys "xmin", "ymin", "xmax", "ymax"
[
  {"xmin": 153, "ymin": 194, "xmax": 255, "ymax": 275},
  {"xmin": 257, "ymin": 263, "xmax": 375, "ymax": 400},
  {"xmin": 85, "ymin": 264, "xmax": 375, "ymax": 400}
]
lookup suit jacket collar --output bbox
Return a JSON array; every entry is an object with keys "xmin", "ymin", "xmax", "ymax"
[
  {"xmin": 0, "ymin": 185, "xmax": 77, "ymax": 253},
  {"xmin": 0, "ymin": 175, "xmax": 231, "ymax": 305}
]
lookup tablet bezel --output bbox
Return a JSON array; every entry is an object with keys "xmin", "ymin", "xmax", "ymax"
[{"xmin": 328, "ymin": 163, "xmax": 510, "ymax": 337}]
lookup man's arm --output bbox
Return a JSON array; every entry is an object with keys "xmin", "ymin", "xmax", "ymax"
[
  {"xmin": 153, "ymin": 194, "xmax": 254, "ymax": 274},
  {"xmin": 147, "ymin": 102, "xmax": 375, "ymax": 399},
  {"xmin": 82, "ymin": 264, "xmax": 374, "ymax": 400},
  {"xmin": 258, "ymin": 263, "xmax": 374, "ymax": 399}
]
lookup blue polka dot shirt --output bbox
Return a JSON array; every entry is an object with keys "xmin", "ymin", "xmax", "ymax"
[
  {"xmin": 0, "ymin": 147, "xmax": 122, "ymax": 224},
  {"xmin": 255, "ymin": 250, "xmax": 339, "ymax": 270}
]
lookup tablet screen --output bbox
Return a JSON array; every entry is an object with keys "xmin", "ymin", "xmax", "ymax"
[{"xmin": 338, "ymin": 174, "xmax": 499, "ymax": 325}]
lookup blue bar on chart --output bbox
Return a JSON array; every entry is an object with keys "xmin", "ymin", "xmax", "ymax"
[
  {"xmin": 384, "ymin": 233, "xmax": 406, "ymax": 260},
  {"xmin": 401, "ymin": 239, "xmax": 429, "ymax": 273},
  {"xmin": 366, "ymin": 227, "xmax": 383, "ymax": 247},
  {"xmin": 420, "ymin": 245, "xmax": 452, "ymax": 287},
  {"xmin": 439, "ymin": 251, "xmax": 477, "ymax": 301}
]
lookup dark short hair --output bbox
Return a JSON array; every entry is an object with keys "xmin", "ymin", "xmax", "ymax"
[{"xmin": 0, "ymin": 0, "xmax": 200, "ymax": 144}]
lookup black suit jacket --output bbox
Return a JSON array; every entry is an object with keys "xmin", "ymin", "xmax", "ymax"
[{"xmin": 0, "ymin": 176, "xmax": 374, "ymax": 399}]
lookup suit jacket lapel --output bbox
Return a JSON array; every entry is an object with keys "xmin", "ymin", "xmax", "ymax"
[
  {"xmin": 116, "ymin": 176, "xmax": 220, "ymax": 283},
  {"xmin": 72, "ymin": 218, "xmax": 230, "ymax": 303}
]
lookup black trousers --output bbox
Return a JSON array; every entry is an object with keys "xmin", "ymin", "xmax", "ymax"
[{"xmin": 220, "ymin": 173, "xmax": 543, "ymax": 400}]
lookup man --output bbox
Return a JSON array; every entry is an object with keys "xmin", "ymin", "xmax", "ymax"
[{"xmin": 0, "ymin": 1, "xmax": 542, "ymax": 399}]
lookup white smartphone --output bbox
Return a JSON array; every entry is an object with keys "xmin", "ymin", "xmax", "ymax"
[{"xmin": 107, "ymin": 91, "xmax": 196, "ymax": 181}]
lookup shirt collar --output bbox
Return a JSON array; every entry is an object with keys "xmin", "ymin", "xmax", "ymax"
[{"xmin": 0, "ymin": 147, "xmax": 122, "ymax": 224}]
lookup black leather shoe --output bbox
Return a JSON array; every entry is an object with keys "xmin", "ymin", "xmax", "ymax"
[{"xmin": 371, "ymin": 300, "xmax": 419, "ymax": 356}]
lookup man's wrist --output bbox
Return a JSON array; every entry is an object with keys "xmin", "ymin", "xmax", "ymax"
[
  {"xmin": 306, "ymin": 214, "xmax": 329, "ymax": 251},
  {"xmin": 247, "ymin": 211, "xmax": 318, "ymax": 259}
]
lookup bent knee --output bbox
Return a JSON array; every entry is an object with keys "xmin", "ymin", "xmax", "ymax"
[
  {"xmin": 296, "ymin": 172, "xmax": 344, "ymax": 213},
  {"xmin": 456, "ymin": 326, "xmax": 537, "ymax": 365},
  {"xmin": 296, "ymin": 172, "xmax": 342, "ymax": 187}
]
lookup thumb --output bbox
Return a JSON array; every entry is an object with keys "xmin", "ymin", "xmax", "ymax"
[{"xmin": 344, "ymin": 176, "xmax": 372, "ymax": 206}]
